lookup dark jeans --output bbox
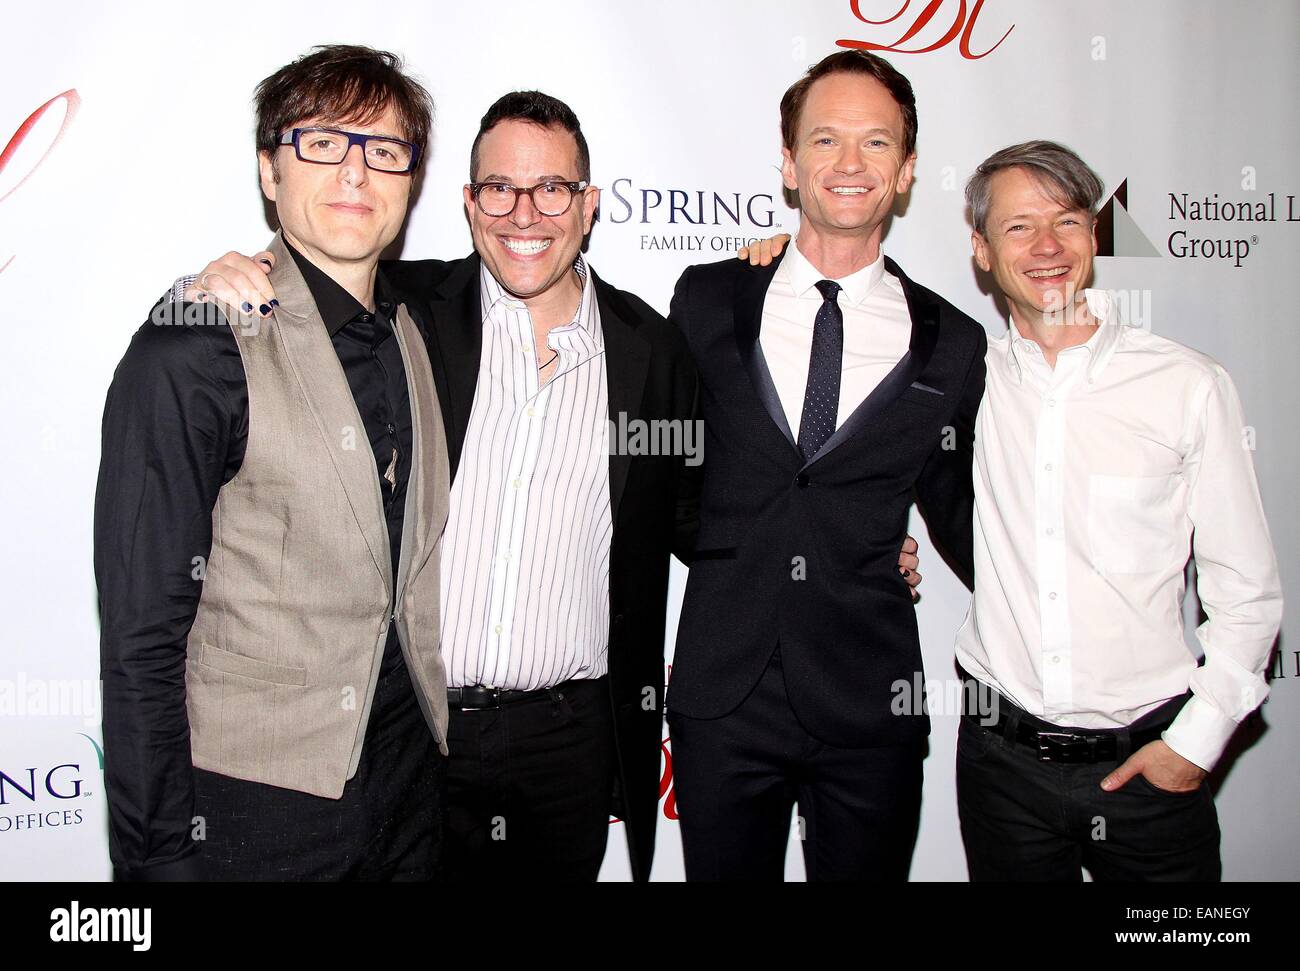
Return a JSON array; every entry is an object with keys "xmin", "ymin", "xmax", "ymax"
[
  {"xmin": 192, "ymin": 660, "xmax": 443, "ymax": 881},
  {"xmin": 956, "ymin": 694, "xmax": 1221, "ymax": 882},
  {"xmin": 440, "ymin": 676, "xmax": 615, "ymax": 883},
  {"xmin": 668, "ymin": 649, "xmax": 924, "ymax": 882}
]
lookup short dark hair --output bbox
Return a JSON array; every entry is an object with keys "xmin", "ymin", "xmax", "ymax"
[
  {"xmin": 254, "ymin": 45, "xmax": 434, "ymax": 171},
  {"xmin": 780, "ymin": 50, "xmax": 917, "ymax": 159},
  {"xmin": 965, "ymin": 140, "xmax": 1104, "ymax": 236},
  {"xmin": 469, "ymin": 90, "xmax": 590, "ymax": 182}
]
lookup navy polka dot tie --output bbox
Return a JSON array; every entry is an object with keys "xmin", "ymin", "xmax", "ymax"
[{"xmin": 797, "ymin": 280, "xmax": 843, "ymax": 461}]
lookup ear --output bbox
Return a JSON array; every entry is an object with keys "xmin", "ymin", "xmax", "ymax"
[
  {"xmin": 780, "ymin": 146, "xmax": 798, "ymax": 192},
  {"xmin": 1090, "ymin": 216, "xmax": 1099, "ymax": 256},
  {"xmin": 971, "ymin": 230, "xmax": 991, "ymax": 272},
  {"xmin": 258, "ymin": 151, "xmax": 278, "ymax": 202},
  {"xmin": 463, "ymin": 182, "xmax": 476, "ymax": 219},
  {"xmin": 896, "ymin": 152, "xmax": 917, "ymax": 194},
  {"xmin": 580, "ymin": 185, "xmax": 600, "ymax": 236}
]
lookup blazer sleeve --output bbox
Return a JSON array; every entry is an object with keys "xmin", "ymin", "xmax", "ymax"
[{"xmin": 913, "ymin": 326, "xmax": 986, "ymax": 590}]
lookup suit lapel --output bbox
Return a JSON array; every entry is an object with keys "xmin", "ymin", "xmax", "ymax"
[
  {"xmin": 734, "ymin": 252, "xmax": 798, "ymax": 451},
  {"xmin": 423, "ymin": 254, "xmax": 483, "ymax": 482},
  {"xmin": 392, "ymin": 302, "xmax": 450, "ymax": 599},
  {"xmin": 801, "ymin": 255, "xmax": 940, "ymax": 470},
  {"xmin": 595, "ymin": 272, "xmax": 650, "ymax": 527},
  {"xmin": 264, "ymin": 233, "xmax": 391, "ymax": 590}
]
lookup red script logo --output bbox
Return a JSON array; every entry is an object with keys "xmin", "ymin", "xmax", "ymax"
[
  {"xmin": 0, "ymin": 89, "xmax": 81, "ymax": 275},
  {"xmin": 837, "ymin": 0, "xmax": 1014, "ymax": 59}
]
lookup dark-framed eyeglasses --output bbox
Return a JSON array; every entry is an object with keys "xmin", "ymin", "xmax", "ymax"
[
  {"xmin": 468, "ymin": 180, "xmax": 589, "ymax": 217},
  {"xmin": 278, "ymin": 127, "xmax": 420, "ymax": 174}
]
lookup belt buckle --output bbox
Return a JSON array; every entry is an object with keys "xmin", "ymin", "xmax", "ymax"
[
  {"xmin": 459, "ymin": 686, "xmax": 502, "ymax": 712},
  {"xmin": 1036, "ymin": 731, "xmax": 1090, "ymax": 763}
]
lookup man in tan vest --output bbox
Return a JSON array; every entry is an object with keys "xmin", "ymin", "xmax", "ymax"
[{"xmin": 94, "ymin": 45, "xmax": 450, "ymax": 880}]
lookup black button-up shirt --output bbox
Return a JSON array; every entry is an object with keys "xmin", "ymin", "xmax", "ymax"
[{"xmin": 95, "ymin": 246, "xmax": 418, "ymax": 879}]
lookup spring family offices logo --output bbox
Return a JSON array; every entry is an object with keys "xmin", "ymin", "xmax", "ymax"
[
  {"xmin": 0, "ymin": 733, "xmax": 102, "ymax": 835},
  {"xmin": 0, "ymin": 89, "xmax": 80, "ymax": 275},
  {"xmin": 599, "ymin": 178, "xmax": 781, "ymax": 255}
]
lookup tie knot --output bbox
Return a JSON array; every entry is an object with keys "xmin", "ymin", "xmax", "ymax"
[{"xmin": 815, "ymin": 279, "xmax": 841, "ymax": 302}]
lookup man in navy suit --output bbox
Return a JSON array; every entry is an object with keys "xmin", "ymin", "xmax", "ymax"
[{"xmin": 666, "ymin": 50, "xmax": 987, "ymax": 881}]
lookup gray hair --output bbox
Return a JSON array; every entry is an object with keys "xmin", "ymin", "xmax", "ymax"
[{"xmin": 965, "ymin": 140, "xmax": 1104, "ymax": 236}]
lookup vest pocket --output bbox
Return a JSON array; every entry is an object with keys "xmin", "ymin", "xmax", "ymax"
[{"xmin": 196, "ymin": 643, "xmax": 308, "ymax": 686}]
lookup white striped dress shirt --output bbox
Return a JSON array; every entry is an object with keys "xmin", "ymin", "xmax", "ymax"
[{"xmin": 439, "ymin": 257, "xmax": 612, "ymax": 690}]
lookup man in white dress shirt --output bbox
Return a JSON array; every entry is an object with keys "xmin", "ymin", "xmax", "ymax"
[{"xmin": 955, "ymin": 140, "xmax": 1283, "ymax": 881}]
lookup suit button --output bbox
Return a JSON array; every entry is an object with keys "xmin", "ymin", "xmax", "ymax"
[{"xmin": 796, "ymin": 473, "xmax": 810, "ymax": 488}]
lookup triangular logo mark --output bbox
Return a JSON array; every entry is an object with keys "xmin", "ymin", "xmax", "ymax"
[{"xmin": 1096, "ymin": 179, "xmax": 1160, "ymax": 258}]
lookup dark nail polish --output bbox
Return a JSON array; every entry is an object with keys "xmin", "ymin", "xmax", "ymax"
[
  {"xmin": 260, "ymin": 259, "xmax": 272, "ymax": 268},
  {"xmin": 902, "ymin": 569, "xmax": 911, "ymax": 577},
  {"xmin": 258, "ymin": 304, "xmax": 271, "ymax": 316},
  {"xmin": 241, "ymin": 302, "xmax": 253, "ymax": 313},
  {"xmin": 269, "ymin": 299, "xmax": 279, "ymax": 308}
]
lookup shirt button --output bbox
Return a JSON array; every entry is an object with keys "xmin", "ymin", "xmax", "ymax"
[
  {"xmin": 493, "ymin": 624, "xmax": 503, "ymax": 635},
  {"xmin": 522, "ymin": 344, "xmax": 531, "ymax": 353},
  {"xmin": 386, "ymin": 422, "xmax": 396, "ymax": 435},
  {"xmin": 513, "ymin": 478, "xmax": 522, "ymax": 489},
  {"xmin": 1047, "ymin": 399, "xmax": 1057, "ymax": 408},
  {"xmin": 1052, "ymin": 655, "xmax": 1061, "ymax": 664},
  {"xmin": 1046, "ymin": 527, "xmax": 1055, "ymax": 536},
  {"xmin": 1048, "ymin": 591, "xmax": 1058, "ymax": 601},
  {"xmin": 526, "ymin": 407, "xmax": 535, "ymax": 417},
  {"xmin": 1045, "ymin": 463, "xmax": 1054, "ymax": 472}
]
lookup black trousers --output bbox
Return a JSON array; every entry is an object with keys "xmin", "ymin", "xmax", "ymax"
[
  {"xmin": 668, "ymin": 649, "xmax": 924, "ymax": 881},
  {"xmin": 956, "ymin": 691, "xmax": 1221, "ymax": 882},
  {"xmin": 439, "ymin": 676, "xmax": 615, "ymax": 883},
  {"xmin": 192, "ymin": 660, "xmax": 443, "ymax": 881}
]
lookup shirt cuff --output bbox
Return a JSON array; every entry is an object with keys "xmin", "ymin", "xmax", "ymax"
[
  {"xmin": 170, "ymin": 275, "xmax": 198, "ymax": 303},
  {"xmin": 1161, "ymin": 693, "xmax": 1240, "ymax": 772}
]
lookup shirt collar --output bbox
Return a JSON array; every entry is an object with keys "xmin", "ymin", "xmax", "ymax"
[
  {"xmin": 778, "ymin": 237, "xmax": 887, "ymax": 305},
  {"xmin": 1005, "ymin": 288, "xmax": 1124, "ymax": 387},
  {"xmin": 479, "ymin": 253, "xmax": 598, "ymax": 342},
  {"xmin": 284, "ymin": 240, "xmax": 394, "ymax": 336}
]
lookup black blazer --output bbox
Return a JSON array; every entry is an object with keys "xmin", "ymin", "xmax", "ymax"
[
  {"xmin": 383, "ymin": 253, "xmax": 700, "ymax": 882},
  {"xmin": 666, "ymin": 251, "xmax": 986, "ymax": 748}
]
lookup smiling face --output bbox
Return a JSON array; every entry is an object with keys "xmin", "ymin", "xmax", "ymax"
[
  {"xmin": 258, "ymin": 104, "xmax": 413, "ymax": 273},
  {"xmin": 781, "ymin": 71, "xmax": 916, "ymax": 249},
  {"xmin": 971, "ymin": 165, "xmax": 1097, "ymax": 328},
  {"xmin": 464, "ymin": 119, "xmax": 598, "ymax": 309}
]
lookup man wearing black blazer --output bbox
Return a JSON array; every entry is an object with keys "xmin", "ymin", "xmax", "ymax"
[
  {"xmin": 381, "ymin": 249, "xmax": 699, "ymax": 882},
  {"xmin": 666, "ymin": 51, "xmax": 987, "ymax": 880}
]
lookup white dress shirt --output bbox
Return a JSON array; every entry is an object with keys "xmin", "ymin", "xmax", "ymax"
[
  {"xmin": 439, "ymin": 257, "xmax": 613, "ymax": 690},
  {"xmin": 760, "ymin": 240, "xmax": 912, "ymax": 438},
  {"xmin": 956, "ymin": 289, "xmax": 1283, "ymax": 770}
]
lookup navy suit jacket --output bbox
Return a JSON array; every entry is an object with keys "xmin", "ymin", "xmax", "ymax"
[{"xmin": 666, "ymin": 251, "xmax": 985, "ymax": 747}]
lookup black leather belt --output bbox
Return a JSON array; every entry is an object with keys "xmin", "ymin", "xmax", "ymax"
[
  {"xmin": 447, "ymin": 684, "xmax": 552, "ymax": 711},
  {"xmin": 963, "ymin": 697, "xmax": 1179, "ymax": 764}
]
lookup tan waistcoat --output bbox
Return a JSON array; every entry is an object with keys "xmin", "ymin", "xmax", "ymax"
[{"xmin": 185, "ymin": 233, "xmax": 449, "ymax": 798}]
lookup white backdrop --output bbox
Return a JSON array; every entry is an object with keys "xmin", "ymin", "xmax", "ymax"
[{"xmin": 1, "ymin": 0, "xmax": 1296, "ymax": 881}]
